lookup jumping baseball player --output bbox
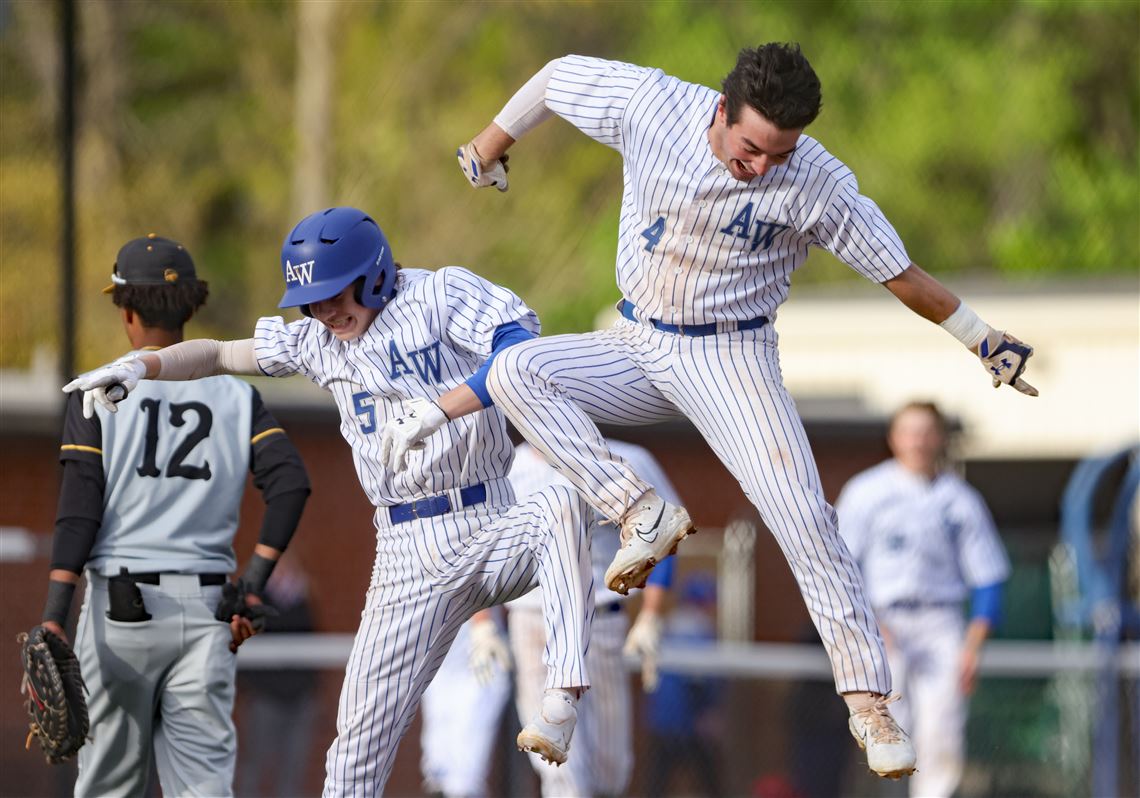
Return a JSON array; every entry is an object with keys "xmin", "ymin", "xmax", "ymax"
[
  {"xmin": 447, "ymin": 43, "xmax": 1040, "ymax": 778},
  {"xmin": 507, "ymin": 439, "xmax": 677, "ymax": 797},
  {"xmin": 42, "ymin": 235, "xmax": 310, "ymax": 797},
  {"xmin": 64, "ymin": 207, "xmax": 596, "ymax": 796},
  {"xmin": 418, "ymin": 607, "xmax": 512, "ymax": 798},
  {"xmin": 837, "ymin": 402, "xmax": 1010, "ymax": 798}
]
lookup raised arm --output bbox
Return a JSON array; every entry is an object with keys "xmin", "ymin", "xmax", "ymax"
[
  {"xmin": 456, "ymin": 59, "xmax": 560, "ymax": 191},
  {"xmin": 63, "ymin": 338, "xmax": 261, "ymax": 418},
  {"xmin": 883, "ymin": 264, "xmax": 1038, "ymax": 396}
]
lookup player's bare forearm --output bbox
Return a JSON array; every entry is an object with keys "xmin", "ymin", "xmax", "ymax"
[
  {"xmin": 640, "ymin": 584, "xmax": 667, "ymax": 615},
  {"xmin": 436, "ymin": 384, "xmax": 485, "ymax": 420},
  {"xmin": 48, "ymin": 569, "xmax": 81, "ymax": 585},
  {"xmin": 882, "ymin": 263, "xmax": 961, "ymax": 326},
  {"xmin": 471, "ymin": 124, "xmax": 516, "ymax": 162}
]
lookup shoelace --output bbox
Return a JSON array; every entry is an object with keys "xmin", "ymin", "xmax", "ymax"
[{"xmin": 855, "ymin": 693, "xmax": 905, "ymax": 744}]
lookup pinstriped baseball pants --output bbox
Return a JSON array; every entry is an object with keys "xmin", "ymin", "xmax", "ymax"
[
  {"xmin": 488, "ymin": 318, "xmax": 891, "ymax": 695},
  {"xmin": 322, "ymin": 485, "xmax": 595, "ymax": 797}
]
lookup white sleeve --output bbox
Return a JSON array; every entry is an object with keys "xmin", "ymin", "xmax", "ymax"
[
  {"xmin": 956, "ymin": 487, "xmax": 1011, "ymax": 588},
  {"xmin": 493, "ymin": 59, "xmax": 558, "ymax": 140},
  {"xmin": 153, "ymin": 338, "xmax": 260, "ymax": 379},
  {"xmin": 545, "ymin": 55, "xmax": 656, "ymax": 153},
  {"xmin": 438, "ymin": 267, "xmax": 540, "ymax": 359},
  {"xmin": 809, "ymin": 176, "xmax": 912, "ymax": 284},
  {"xmin": 834, "ymin": 477, "xmax": 873, "ymax": 562},
  {"xmin": 253, "ymin": 316, "xmax": 320, "ymax": 380}
]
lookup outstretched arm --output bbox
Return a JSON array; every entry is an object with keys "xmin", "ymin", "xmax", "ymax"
[
  {"xmin": 63, "ymin": 338, "xmax": 260, "ymax": 417},
  {"xmin": 883, "ymin": 264, "xmax": 1038, "ymax": 396}
]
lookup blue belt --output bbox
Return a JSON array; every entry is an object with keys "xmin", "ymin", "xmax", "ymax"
[
  {"xmin": 884, "ymin": 599, "xmax": 960, "ymax": 612},
  {"xmin": 619, "ymin": 299, "xmax": 768, "ymax": 337},
  {"xmin": 388, "ymin": 484, "xmax": 487, "ymax": 524}
]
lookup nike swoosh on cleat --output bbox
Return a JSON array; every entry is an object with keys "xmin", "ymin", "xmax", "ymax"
[{"xmin": 635, "ymin": 504, "xmax": 666, "ymax": 543}]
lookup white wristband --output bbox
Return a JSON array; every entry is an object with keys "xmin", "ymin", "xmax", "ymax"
[{"xmin": 939, "ymin": 302, "xmax": 990, "ymax": 350}]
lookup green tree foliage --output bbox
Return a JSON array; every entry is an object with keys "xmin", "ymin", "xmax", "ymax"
[{"xmin": 1, "ymin": 0, "xmax": 1136, "ymax": 368}]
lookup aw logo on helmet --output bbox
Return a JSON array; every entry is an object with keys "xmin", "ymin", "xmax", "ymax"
[{"xmin": 284, "ymin": 259, "xmax": 315, "ymax": 286}]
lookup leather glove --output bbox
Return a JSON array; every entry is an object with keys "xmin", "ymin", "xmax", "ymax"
[
  {"xmin": 977, "ymin": 329, "xmax": 1038, "ymax": 396},
  {"xmin": 456, "ymin": 140, "xmax": 509, "ymax": 192},
  {"xmin": 62, "ymin": 357, "xmax": 148, "ymax": 418},
  {"xmin": 379, "ymin": 398, "xmax": 449, "ymax": 473}
]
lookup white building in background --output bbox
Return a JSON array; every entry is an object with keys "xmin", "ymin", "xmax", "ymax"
[
  {"xmin": 597, "ymin": 281, "xmax": 1138, "ymax": 460},
  {"xmin": 770, "ymin": 282, "xmax": 1138, "ymax": 459}
]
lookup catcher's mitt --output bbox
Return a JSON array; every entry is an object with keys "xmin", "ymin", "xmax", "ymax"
[{"xmin": 17, "ymin": 625, "xmax": 89, "ymax": 764}]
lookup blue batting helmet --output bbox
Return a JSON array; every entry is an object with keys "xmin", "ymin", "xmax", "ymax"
[{"xmin": 277, "ymin": 207, "xmax": 396, "ymax": 313}]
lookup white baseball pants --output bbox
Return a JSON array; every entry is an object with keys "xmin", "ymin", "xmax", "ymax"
[
  {"xmin": 489, "ymin": 319, "xmax": 890, "ymax": 694},
  {"xmin": 322, "ymin": 484, "xmax": 594, "ymax": 796}
]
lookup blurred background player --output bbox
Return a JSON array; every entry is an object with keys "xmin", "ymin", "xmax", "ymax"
[
  {"xmin": 836, "ymin": 401, "xmax": 1011, "ymax": 798},
  {"xmin": 42, "ymin": 235, "xmax": 311, "ymax": 797},
  {"xmin": 415, "ymin": 437, "xmax": 678, "ymax": 798},
  {"xmin": 508, "ymin": 439, "xmax": 677, "ymax": 798},
  {"xmin": 64, "ymin": 207, "xmax": 595, "ymax": 795},
  {"xmin": 418, "ymin": 607, "xmax": 511, "ymax": 798},
  {"xmin": 235, "ymin": 556, "xmax": 321, "ymax": 798},
  {"xmin": 645, "ymin": 572, "xmax": 724, "ymax": 798},
  {"xmin": 457, "ymin": 41, "xmax": 1038, "ymax": 780}
]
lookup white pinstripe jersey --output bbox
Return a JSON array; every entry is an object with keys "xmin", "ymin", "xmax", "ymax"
[
  {"xmin": 836, "ymin": 460, "xmax": 1011, "ymax": 608},
  {"xmin": 507, "ymin": 439, "xmax": 680, "ymax": 609},
  {"xmin": 253, "ymin": 267, "xmax": 538, "ymax": 509},
  {"xmin": 546, "ymin": 55, "xmax": 912, "ymax": 325}
]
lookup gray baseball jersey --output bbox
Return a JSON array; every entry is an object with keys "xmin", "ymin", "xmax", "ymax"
[
  {"xmin": 58, "ymin": 350, "xmax": 301, "ymax": 797},
  {"xmin": 63, "ymin": 355, "xmax": 254, "ymax": 575}
]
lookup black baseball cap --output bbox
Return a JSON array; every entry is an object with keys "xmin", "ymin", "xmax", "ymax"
[{"xmin": 102, "ymin": 233, "xmax": 198, "ymax": 294}]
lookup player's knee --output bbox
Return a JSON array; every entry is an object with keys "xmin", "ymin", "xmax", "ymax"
[{"xmin": 486, "ymin": 348, "xmax": 522, "ymax": 405}]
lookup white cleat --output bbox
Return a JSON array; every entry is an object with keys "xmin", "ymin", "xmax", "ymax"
[
  {"xmin": 604, "ymin": 490, "xmax": 695, "ymax": 595},
  {"xmin": 517, "ymin": 692, "xmax": 577, "ymax": 766},
  {"xmin": 848, "ymin": 694, "xmax": 917, "ymax": 780}
]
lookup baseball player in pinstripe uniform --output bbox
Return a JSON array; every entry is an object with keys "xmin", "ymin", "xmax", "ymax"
[
  {"xmin": 43, "ymin": 235, "xmax": 310, "ymax": 797},
  {"xmin": 451, "ymin": 43, "xmax": 1040, "ymax": 778},
  {"xmin": 837, "ymin": 402, "xmax": 1010, "ymax": 798},
  {"xmin": 508, "ymin": 439, "xmax": 677, "ymax": 798},
  {"xmin": 416, "ymin": 438, "xmax": 676, "ymax": 798},
  {"xmin": 65, "ymin": 207, "xmax": 596, "ymax": 795},
  {"xmin": 418, "ymin": 607, "xmax": 512, "ymax": 798}
]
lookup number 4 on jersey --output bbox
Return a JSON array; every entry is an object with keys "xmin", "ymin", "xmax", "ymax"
[{"xmin": 641, "ymin": 216, "xmax": 666, "ymax": 252}]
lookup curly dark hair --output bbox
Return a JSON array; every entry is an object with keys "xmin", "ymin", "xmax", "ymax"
[
  {"xmin": 722, "ymin": 43, "xmax": 822, "ymax": 130},
  {"xmin": 110, "ymin": 281, "xmax": 209, "ymax": 330}
]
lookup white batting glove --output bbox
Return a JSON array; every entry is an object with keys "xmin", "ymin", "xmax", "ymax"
[
  {"xmin": 623, "ymin": 610, "xmax": 663, "ymax": 692},
  {"xmin": 456, "ymin": 140, "xmax": 509, "ymax": 192},
  {"xmin": 468, "ymin": 619, "xmax": 512, "ymax": 686},
  {"xmin": 62, "ymin": 357, "xmax": 148, "ymax": 418},
  {"xmin": 379, "ymin": 397, "xmax": 449, "ymax": 473},
  {"xmin": 977, "ymin": 329, "xmax": 1038, "ymax": 396}
]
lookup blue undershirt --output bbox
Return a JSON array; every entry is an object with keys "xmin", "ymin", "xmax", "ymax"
[
  {"xmin": 970, "ymin": 581, "xmax": 1004, "ymax": 626},
  {"xmin": 465, "ymin": 322, "xmax": 536, "ymax": 407}
]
